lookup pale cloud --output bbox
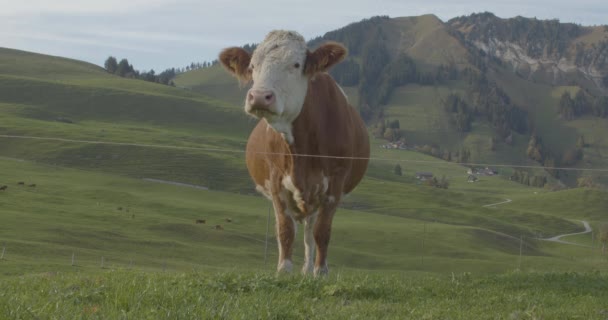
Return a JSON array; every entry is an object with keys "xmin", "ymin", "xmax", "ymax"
[
  {"xmin": 0, "ymin": 0, "xmax": 173, "ymax": 15},
  {"xmin": 0, "ymin": 0, "xmax": 607, "ymax": 71}
]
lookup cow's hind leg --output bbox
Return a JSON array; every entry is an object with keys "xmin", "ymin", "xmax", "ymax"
[
  {"xmin": 314, "ymin": 171, "xmax": 347, "ymax": 277},
  {"xmin": 273, "ymin": 198, "xmax": 296, "ymax": 273},
  {"xmin": 313, "ymin": 204, "xmax": 337, "ymax": 277}
]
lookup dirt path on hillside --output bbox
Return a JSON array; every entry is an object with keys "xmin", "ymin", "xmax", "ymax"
[
  {"xmin": 482, "ymin": 199, "xmax": 512, "ymax": 207},
  {"xmin": 142, "ymin": 178, "xmax": 209, "ymax": 190},
  {"xmin": 539, "ymin": 220, "xmax": 592, "ymax": 247},
  {"xmin": 481, "ymin": 198, "xmax": 593, "ymax": 248}
]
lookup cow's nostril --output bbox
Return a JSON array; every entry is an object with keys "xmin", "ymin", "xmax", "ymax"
[{"xmin": 265, "ymin": 94, "xmax": 273, "ymax": 101}]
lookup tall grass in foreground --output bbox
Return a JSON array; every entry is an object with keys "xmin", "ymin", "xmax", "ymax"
[{"xmin": 1, "ymin": 270, "xmax": 607, "ymax": 319}]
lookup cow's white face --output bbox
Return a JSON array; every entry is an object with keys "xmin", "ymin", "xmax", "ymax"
[
  {"xmin": 247, "ymin": 31, "xmax": 308, "ymax": 132},
  {"xmin": 220, "ymin": 30, "xmax": 347, "ymax": 143}
]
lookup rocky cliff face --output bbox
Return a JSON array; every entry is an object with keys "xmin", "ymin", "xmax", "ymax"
[{"xmin": 449, "ymin": 12, "xmax": 608, "ymax": 93}]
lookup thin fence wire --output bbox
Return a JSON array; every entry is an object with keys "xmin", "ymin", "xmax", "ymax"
[{"xmin": 2, "ymin": 134, "xmax": 608, "ymax": 172}]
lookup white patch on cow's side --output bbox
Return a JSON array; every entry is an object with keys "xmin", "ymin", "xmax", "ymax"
[
  {"xmin": 282, "ymin": 175, "xmax": 304, "ymax": 209},
  {"xmin": 322, "ymin": 176, "xmax": 329, "ymax": 193},
  {"xmin": 255, "ymin": 180, "xmax": 272, "ymax": 200},
  {"xmin": 302, "ymin": 213, "xmax": 317, "ymax": 275},
  {"xmin": 247, "ymin": 31, "xmax": 309, "ymax": 144}
]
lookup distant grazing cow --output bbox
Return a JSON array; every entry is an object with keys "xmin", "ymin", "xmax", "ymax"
[
  {"xmin": 213, "ymin": 225, "xmax": 224, "ymax": 230},
  {"xmin": 17, "ymin": 182, "xmax": 24, "ymax": 186},
  {"xmin": 0, "ymin": 185, "xmax": 7, "ymax": 191},
  {"xmin": 225, "ymin": 218, "xmax": 232, "ymax": 223},
  {"xmin": 220, "ymin": 30, "xmax": 369, "ymax": 276},
  {"xmin": 195, "ymin": 219, "xmax": 206, "ymax": 224},
  {"xmin": 28, "ymin": 184, "xmax": 36, "ymax": 188}
]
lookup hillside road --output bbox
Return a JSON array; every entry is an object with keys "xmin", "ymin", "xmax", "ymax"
[{"xmin": 540, "ymin": 220, "xmax": 592, "ymax": 247}]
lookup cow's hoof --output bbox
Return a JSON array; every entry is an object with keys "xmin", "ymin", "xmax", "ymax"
[
  {"xmin": 301, "ymin": 263, "xmax": 314, "ymax": 275},
  {"xmin": 314, "ymin": 265, "xmax": 329, "ymax": 277},
  {"xmin": 277, "ymin": 260, "xmax": 293, "ymax": 274}
]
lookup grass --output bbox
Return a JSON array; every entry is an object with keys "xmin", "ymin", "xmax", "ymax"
[{"xmin": 1, "ymin": 270, "xmax": 608, "ymax": 319}]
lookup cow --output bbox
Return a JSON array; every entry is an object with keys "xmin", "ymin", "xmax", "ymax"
[
  {"xmin": 0, "ymin": 185, "xmax": 7, "ymax": 191},
  {"xmin": 195, "ymin": 219, "xmax": 206, "ymax": 224},
  {"xmin": 219, "ymin": 30, "xmax": 370, "ymax": 276}
]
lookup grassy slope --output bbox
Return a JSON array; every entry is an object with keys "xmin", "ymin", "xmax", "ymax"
[
  {"xmin": 491, "ymin": 65, "xmax": 608, "ymax": 185},
  {"xmin": 0, "ymin": 47, "xmax": 258, "ymax": 192},
  {"xmin": 2, "ymin": 271, "xmax": 608, "ymax": 319},
  {"xmin": 1, "ymin": 45, "xmax": 607, "ymax": 281},
  {"xmin": 2, "ymin": 148, "xmax": 606, "ymax": 278}
]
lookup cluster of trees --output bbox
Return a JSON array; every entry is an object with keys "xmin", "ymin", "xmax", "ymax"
[
  {"xmin": 510, "ymin": 170, "xmax": 547, "ymax": 187},
  {"xmin": 467, "ymin": 72, "xmax": 529, "ymax": 137},
  {"xmin": 177, "ymin": 60, "xmax": 218, "ymax": 73},
  {"xmin": 443, "ymin": 93, "xmax": 473, "ymax": 132},
  {"xmin": 372, "ymin": 119, "xmax": 403, "ymax": 141},
  {"xmin": 526, "ymin": 133, "xmax": 587, "ymax": 178},
  {"xmin": 104, "ymin": 56, "xmax": 220, "ymax": 86},
  {"xmin": 104, "ymin": 56, "xmax": 177, "ymax": 86},
  {"xmin": 329, "ymin": 58, "xmax": 360, "ymax": 86},
  {"xmin": 355, "ymin": 50, "xmax": 461, "ymax": 121},
  {"xmin": 526, "ymin": 134, "xmax": 546, "ymax": 162},
  {"xmin": 440, "ymin": 70, "xmax": 528, "ymax": 138},
  {"xmin": 416, "ymin": 145, "xmax": 472, "ymax": 164},
  {"xmin": 559, "ymin": 90, "xmax": 608, "ymax": 120},
  {"xmin": 577, "ymin": 176, "xmax": 599, "ymax": 188},
  {"xmin": 426, "ymin": 175, "xmax": 449, "ymax": 189},
  {"xmin": 393, "ymin": 164, "xmax": 402, "ymax": 176},
  {"xmin": 526, "ymin": 134, "xmax": 562, "ymax": 178}
]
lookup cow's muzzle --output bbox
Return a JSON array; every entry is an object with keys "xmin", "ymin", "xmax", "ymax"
[{"xmin": 246, "ymin": 89, "xmax": 276, "ymax": 117}]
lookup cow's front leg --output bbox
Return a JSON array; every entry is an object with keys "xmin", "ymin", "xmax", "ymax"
[
  {"xmin": 302, "ymin": 213, "xmax": 317, "ymax": 275},
  {"xmin": 273, "ymin": 197, "xmax": 296, "ymax": 273}
]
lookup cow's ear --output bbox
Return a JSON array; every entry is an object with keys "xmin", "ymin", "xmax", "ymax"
[
  {"xmin": 219, "ymin": 47, "xmax": 252, "ymax": 82},
  {"xmin": 304, "ymin": 42, "xmax": 347, "ymax": 76}
]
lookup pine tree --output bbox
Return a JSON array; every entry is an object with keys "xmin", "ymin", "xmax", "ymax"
[{"xmin": 393, "ymin": 164, "xmax": 402, "ymax": 176}]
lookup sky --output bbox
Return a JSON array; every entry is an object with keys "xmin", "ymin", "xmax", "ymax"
[{"xmin": 1, "ymin": 0, "xmax": 608, "ymax": 71}]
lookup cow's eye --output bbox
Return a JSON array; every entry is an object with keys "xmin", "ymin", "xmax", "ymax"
[{"xmin": 294, "ymin": 63, "xmax": 300, "ymax": 69}]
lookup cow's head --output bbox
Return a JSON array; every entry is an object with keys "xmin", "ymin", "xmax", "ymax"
[{"xmin": 219, "ymin": 30, "xmax": 346, "ymax": 143}]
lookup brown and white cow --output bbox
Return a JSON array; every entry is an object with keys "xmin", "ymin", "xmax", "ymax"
[{"xmin": 219, "ymin": 30, "xmax": 369, "ymax": 276}]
